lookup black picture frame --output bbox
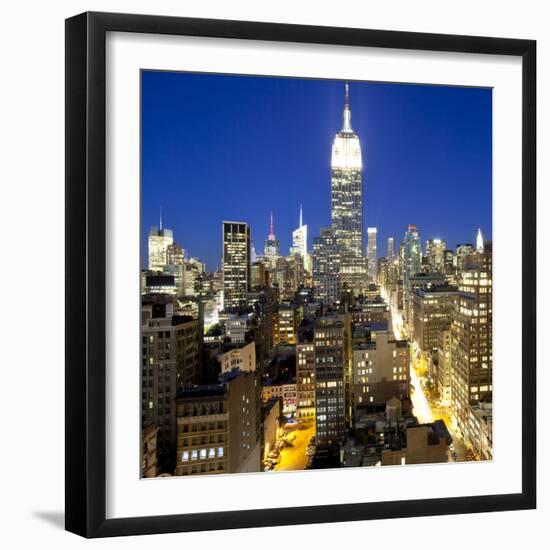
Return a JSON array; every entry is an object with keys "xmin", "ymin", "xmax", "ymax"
[{"xmin": 65, "ymin": 11, "xmax": 536, "ymax": 538}]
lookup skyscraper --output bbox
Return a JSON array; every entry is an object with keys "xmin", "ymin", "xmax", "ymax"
[
  {"xmin": 148, "ymin": 212, "xmax": 174, "ymax": 272},
  {"xmin": 402, "ymin": 224, "xmax": 422, "ymax": 323},
  {"xmin": 387, "ymin": 237, "xmax": 395, "ymax": 261},
  {"xmin": 314, "ymin": 315, "xmax": 351, "ymax": 446},
  {"xmin": 222, "ymin": 221, "xmax": 251, "ymax": 311},
  {"xmin": 476, "ymin": 228, "xmax": 484, "ymax": 253},
  {"xmin": 263, "ymin": 212, "xmax": 280, "ymax": 260},
  {"xmin": 425, "ymin": 238, "xmax": 447, "ymax": 273},
  {"xmin": 331, "ymin": 83, "xmax": 366, "ymax": 294},
  {"xmin": 366, "ymin": 227, "xmax": 378, "ymax": 283},
  {"xmin": 291, "ymin": 205, "xmax": 308, "ymax": 270},
  {"xmin": 312, "ymin": 227, "xmax": 339, "ymax": 305},
  {"xmin": 451, "ymin": 243, "xmax": 492, "ymax": 458}
]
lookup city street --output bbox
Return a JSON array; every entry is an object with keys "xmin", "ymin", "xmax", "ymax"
[
  {"xmin": 389, "ymin": 304, "xmax": 471, "ymax": 462},
  {"xmin": 274, "ymin": 421, "xmax": 315, "ymax": 472}
]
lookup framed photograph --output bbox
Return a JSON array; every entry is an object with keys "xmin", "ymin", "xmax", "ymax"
[{"xmin": 65, "ymin": 11, "xmax": 536, "ymax": 538}]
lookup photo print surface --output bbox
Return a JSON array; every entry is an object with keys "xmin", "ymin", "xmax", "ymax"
[{"xmin": 140, "ymin": 71, "xmax": 492, "ymax": 479}]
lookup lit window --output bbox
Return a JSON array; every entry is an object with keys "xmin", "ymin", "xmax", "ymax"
[
  {"xmin": 182, "ymin": 451, "xmax": 189, "ymax": 462},
  {"xmin": 217, "ymin": 447, "xmax": 224, "ymax": 457}
]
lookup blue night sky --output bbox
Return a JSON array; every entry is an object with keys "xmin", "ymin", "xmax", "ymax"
[{"xmin": 141, "ymin": 71, "xmax": 492, "ymax": 272}]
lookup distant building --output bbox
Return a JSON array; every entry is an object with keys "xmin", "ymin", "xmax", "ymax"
[
  {"xmin": 425, "ymin": 238, "xmax": 446, "ymax": 273},
  {"xmin": 455, "ymin": 243, "xmax": 474, "ymax": 271},
  {"xmin": 148, "ymin": 217, "xmax": 174, "ymax": 272},
  {"xmin": 263, "ymin": 212, "xmax": 280, "ymax": 261},
  {"xmin": 290, "ymin": 205, "xmax": 308, "ymax": 271},
  {"xmin": 144, "ymin": 273, "xmax": 176, "ymax": 296},
  {"xmin": 222, "ymin": 221, "xmax": 251, "ymax": 311},
  {"xmin": 387, "ymin": 237, "xmax": 395, "ymax": 261},
  {"xmin": 251, "ymin": 261, "xmax": 267, "ymax": 290},
  {"xmin": 175, "ymin": 370, "xmax": 261, "ymax": 476},
  {"xmin": 401, "ymin": 224, "xmax": 422, "ymax": 322},
  {"xmin": 312, "ymin": 227, "xmax": 339, "ymax": 305},
  {"xmin": 366, "ymin": 227, "xmax": 378, "ymax": 283}
]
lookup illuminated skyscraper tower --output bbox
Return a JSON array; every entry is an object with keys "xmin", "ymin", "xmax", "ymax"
[
  {"xmin": 402, "ymin": 224, "xmax": 422, "ymax": 323},
  {"xmin": 330, "ymin": 83, "xmax": 366, "ymax": 294},
  {"xmin": 263, "ymin": 212, "xmax": 280, "ymax": 260},
  {"xmin": 148, "ymin": 209, "xmax": 174, "ymax": 272},
  {"xmin": 387, "ymin": 237, "xmax": 395, "ymax": 261},
  {"xmin": 222, "ymin": 221, "xmax": 251, "ymax": 311},
  {"xmin": 291, "ymin": 205, "xmax": 308, "ymax": 270},
  {"xmin": 366, "ymin": 227, "xmax": 378, "ymax": 283},
  {"xmin": 476, "ymin": 228, "xmax": 484, "ymax": 253}
]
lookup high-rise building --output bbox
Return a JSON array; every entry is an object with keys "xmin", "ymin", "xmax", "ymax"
[
  {"xmin": 331, "ymin": 83, "xmax": 366, "ymax": 294},
  {"xmin": 141, "ymin": 304, "xmax": 201, "ymax": 471},
  {"xmin": 277, "ymin": 304, "xmax": 298, "ymax": 345},
  {"xmin": 425, "ymin": 238, "xmax": 446, "ymax": 273},
  {"xmin": 387, "ymin": 237, "xmax": 395, "ymax": 261},
  {"xmin": 296, "ymin": 325, "xmax": 316, "ymax": 420},
  {"xmin": 263, "ymin": 212, "xmax": 280, "ymax": 261},
  {"xmin": 455, "ymin": 243, "xmax": 475, "ymax": 271},
  {"xmin": 148, "ymin": 215, "xmax": 174, "ymax": 272},
  {"xmin": 312, "ymin": 227, "xmax": 339, "ymax": 305},
  {"xmin": 291, "ymin": 205, "xmax": 308, "ymax": 271},
  {"xmin": 314, "ymin": 315, "xmax": 351, "ymax": 446},
  {"xmin": 222, "ymin": 221, "xmax": 251, "ymax": 311},
  {"xmin": 401, "ymin": 224, "xmax": 422, "ymax": 323},
  {"xmin": 451, "ymin": 243, "xmax": 492, "ymax": 455},
  {"xmin": 412, "ymin": 284, "xmax": 458, "ymax": 352},
  {"xmin": 366, "ymin": 227, "xmax": 378, "ymax": 283}
]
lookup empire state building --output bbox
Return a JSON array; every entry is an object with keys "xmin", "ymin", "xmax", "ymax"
[{"xmin": 331, "ymin": 83, "xmax": 366, "ymax": 293}]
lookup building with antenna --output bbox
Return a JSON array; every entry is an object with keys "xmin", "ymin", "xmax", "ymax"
[
  {"xmin": 148, "ymin": 209, "xmax": 174, "ymax": 272},
  {"xmin": 330, "ymin": 83, "xmax": 366, "ymax": 296},
  {"xmin": 291, "ymin": 205, "xmax": 308, "ymax": 270},
  {"xmin": 263, "ymin": 212, "xmax": 280, "ymax": 262}
]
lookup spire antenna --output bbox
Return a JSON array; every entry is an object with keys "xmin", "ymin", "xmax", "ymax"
[
  {"xmin": 269, "ymin": 211, "xmax": 275, "ymax": 240},
  {"xmin": 159, "ymin": 207, "xmax": 163, "ymax": 231},
  {"xmin": 299, "ymin": 204, "xmax": 303, "ymax": 228},
  {"xmin": 343, "ymin": 81, "xmax": 352, "ymax": 132}
]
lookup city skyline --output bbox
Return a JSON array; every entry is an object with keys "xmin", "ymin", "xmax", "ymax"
[{"xmin": 141, "ymin": 72, "xmax": 492, "ymax": 272}]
